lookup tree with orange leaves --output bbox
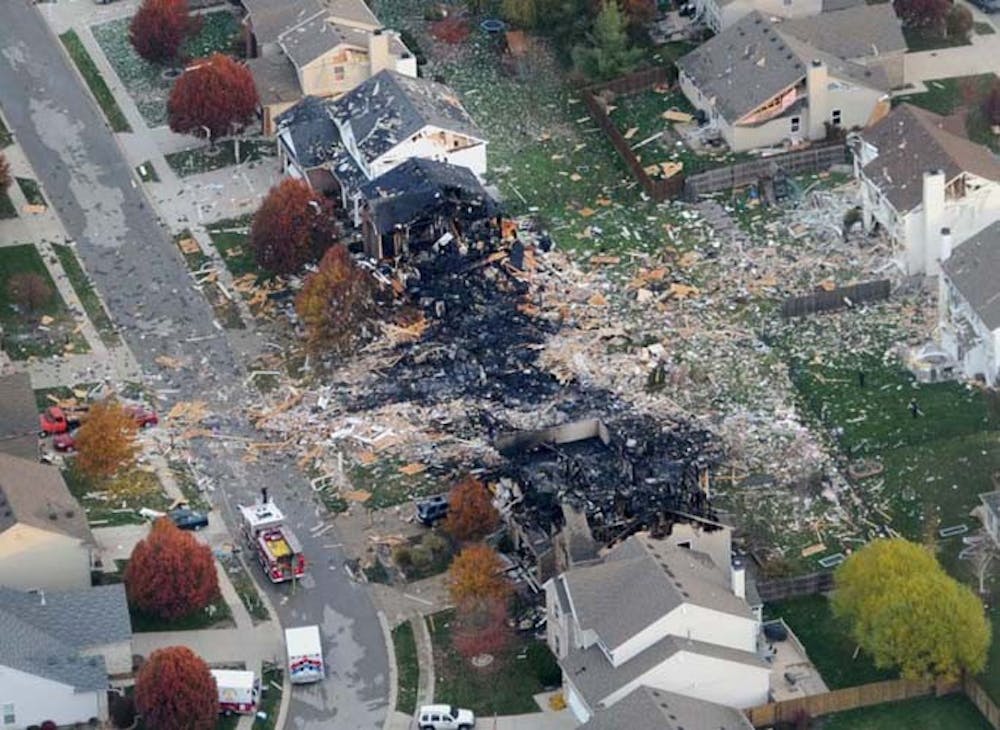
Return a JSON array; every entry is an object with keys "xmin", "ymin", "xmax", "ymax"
[
  {"xmin": 250, "ymin": 178, "xmax": 338, "ymax": 274},
  {"xmin": 73, "ymin": 399, "xmax": 139, "ymax": 478},
  {"xmin": 167, "ymin": 54, "xmax": 258, "ymax": 140},
  {"xmin": 452, "ymin": 597, "xmax": 514, "ymax": 665},
  {"xmin": 448, "ymin": 543, "xmax": 510, "ymax": 606},
  {"xmin": 443, "ymin": 476, "xmax": 499, "ymax": 543},
  {"xmin": 135, "ymin": 646, "xmax": 217, "ymax": 730},
  {"xmin": 295, "ymin": 244, "xmax": 377, "ymax": 355}
]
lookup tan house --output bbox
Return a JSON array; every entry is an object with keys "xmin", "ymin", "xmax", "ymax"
[
  {"xmin": 0, "ymin": 453, "xmax": 94, "ymax": 591},
  {"xmin": 243, "ymin": 0, "xmax": 417, "ymax": 134}
]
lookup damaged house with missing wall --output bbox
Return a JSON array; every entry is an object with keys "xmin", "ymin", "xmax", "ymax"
[
  {"xmin": 276, "ymin": 70, "xmax": 487, "ymax": 210},
  {"xmin": 355, "ymin": 157, "xmax": 498, "ymax": 259}
]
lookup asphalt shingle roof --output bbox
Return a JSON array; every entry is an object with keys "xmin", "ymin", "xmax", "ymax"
[
  {"xmin": 861, "ymin": 104, "xmax": 1000, "ymax": 213},
  {"xmin": 247, "ymin": 54, "xmax": 302, "ymax": 106},
  {"xmin": 580, "ymin": 685, "xmax": 753, "ymax": 730},
  {"xmin": 0, "ymin": 373, "xmax": 38, "ymax": 461},
  {"xmin": 276, "ymin": 95, "xmax": 341, "ymax": 168},
  {"xmin": 243, "ymin": 0, "xmax": 325, "ymax": 45},
  {"xmin": 0, "ymin": 453, "xmax": 93, "ymax": 544},
  {"xmin": 777, "ymin": 4, "xmax": 906, "ymax": 60},
  {"xmin": 942, "ymin": 221, "xmax": 1000, "ymax": 330},
  {"xmin": 0, "ymin": 585, "xmax": 130, "ymax": 691}
]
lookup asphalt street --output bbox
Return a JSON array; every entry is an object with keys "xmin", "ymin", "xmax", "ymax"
[{"xmin": 0, "ymin": 4, "xmax": 389, "ymax": 728}]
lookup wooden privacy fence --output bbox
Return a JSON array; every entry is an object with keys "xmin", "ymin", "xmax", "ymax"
[
  {"xmin": 756, "ymin": 571, "xmax": 834, "ymax": 602},
  {"xmin": 746, "ymin": 677, "xmax": 960, "ymax": 726},
  {"xmin": 684, "ymin": 143, "xmax": 850, "ymax": 197},
  {"xmin": 781, "ymin": 279, "xmax": 891, "ymax": 319}
]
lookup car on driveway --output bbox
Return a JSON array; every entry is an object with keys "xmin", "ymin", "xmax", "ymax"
[
  {"xmin": 53, "ymin": 432, "xmax": 77, "ymax": 453},
  {"xmin": 415, "ymin": 495, "xmax": 449, "ymax": 526},
  {"xmin": 417, "ymin": 705, "xmax": 475, "ymax": 730},
  {"xmin": 168, "ymin": 507, "xmax": 209, "ymax": 530}
]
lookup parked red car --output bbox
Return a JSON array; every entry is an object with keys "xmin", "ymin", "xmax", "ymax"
[
  {"xmin": 53, "ymin": 432, "xmax": 77, "ymax": 453},
  {"xmin": 39, "ymin": 407, "xmax": 76, "ymax": 435},
  {"xmin": 126, "ymin": 406, "xmax": 158, "ymax": 428}
]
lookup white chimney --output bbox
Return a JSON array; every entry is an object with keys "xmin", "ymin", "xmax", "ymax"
[
  {"xmin": 922, "ymin": 169, "xmax": 946, "ymax": 274},
  {"xmin": 368, "ymin": 28, "xmax": 392, "ymax": 76},
  {"xmin": 806, "ymin": 59, "xmax": 828, "ymax": 141},
  {"xmin": 940, "ymin": 226, "xmax": 953, "ymax": 262},
  {"xmin": 731, "ymin": 558, "xmax": 746, "ymax": 600}
]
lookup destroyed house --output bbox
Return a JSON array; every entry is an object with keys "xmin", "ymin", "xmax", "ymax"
[
  {"xmin": 242, "ymin": 0, "xmax": 416, "ymax": 134},
  {"xmin": 546, "ymin": 532, "xmax": 768, "ymax": 723},
  {"xmin": 852, "ymin": 104, "xmax": 1000, "ymax": 276},
  {"xmin": 676, "ymin": 11, "xmax": 891, "ymax": 153},
  {"xmin": 356, "ymin": 158, "xmax": 498, "ymax": 259},
  {"xmin": 277, "ymin": 70, "xmax": 487, "ymax": 208}
]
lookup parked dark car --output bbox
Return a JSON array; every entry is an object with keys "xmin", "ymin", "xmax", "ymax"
[
  {"xmin": 415, "ymin": 495, "xmax": 449, "ymax": 526},
  {"xmin": 168, "ymin": 507, "xmax": 209, "ymax": 530}
]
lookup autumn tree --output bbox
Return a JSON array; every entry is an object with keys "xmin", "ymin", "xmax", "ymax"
[
  {"xmin": 452, "ymin": 597, "xmax": 514, "ymax": 664},
  {"xmin": 73, "ymin": 399, "xmax": 139, "ymax": 478},
  {"xmin": 946, "ymin": 4, "xmax": 973, "ymax": 40},
  {"xmin": 983, "ymin": 79, "xmax": 1000, "ymax": 125},
  {"xmin": 250, "ymin": 178, "xmax": 338, "ymax": 274},
  {"xmin": 135, "ymin": 646, "xmax": 217, "ymax": 730},
  {"xmin": 129, "ymin": 0, "xmax": 198, "ymax": 65},
  {"xmin": 572, "ymin": 1, "xmax": 643, "ymax": 81},
  {"xmin": 894, "ymin": 0, "xmax": 950, "ymax": 32},
  {"xmin": 443, "ymin": 476, "xmax": 500, "ymax": 542},
  {"xmin": 125, "ymin": 518, "xmax": 220, "ymax": 620},
  {"xmin": 7, "ymin": 273, "xmax": 53, "ymax": 314},
  {"xmin": 295, "ymin": 244, "xmax": 378, "ymax": 355},
  {"xmin": 0, "ymin": 153, "xmax": 10, "ymax": 192},
  {"xmin": 448, "ymin": 543, "xmax": 511, "ymax": 607},
  {"xmin": 167, "ymin": 53, "xmax": 259, "ymax": 140},
  {"xmin": 833, "ymin": 538, "xmax": 990, "ymax": 680}
]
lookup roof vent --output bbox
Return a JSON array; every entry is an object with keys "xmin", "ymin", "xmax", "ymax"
[{"xmin": 65, "ymin": 510, "xmax": 75, "ymax": 518}]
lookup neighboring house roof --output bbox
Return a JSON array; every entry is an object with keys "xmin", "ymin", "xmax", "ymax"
[
  {"xmin": 360, "ymin": 157, "xmax": 485, "ymax": 198},
  {"xmin": 243, "ymin": 0, "xmax": 325, "ymax": 45},
  {"xmin": 677, "ymin": 12, "xmax": 806, "ymax": 122},
  {"xmin": 860, "ymin": 104, "xmax": 1000, "ymax": 213},
  {"xmin": 0, "ymin": 584, "xmax": 130, "ymax": 691},
  {"xmin": 0, "ymin": 453, "xmax": 93, "ymax": 544},
  {"xmin": 332, "ymin": 70, "xmax": 484, "ymax": 164},
  {"xmin": 279, "ymin": 15, "xmax": 351, "ymax": 67},
  {"xmin": 247, "ymin": 55, "xmax": 303, "ymax": 106},
  {"xmin": 277, "ymin": 95, "xmax": 341, "ymax": 168},
  {"xmin": 562, "ymin": 534, "xmax": 753, "ymax": 651},
  {"xmin": 324, "ymin": 0, "xmax": 380, "ymax": 28},
  {"xmin": 777, "ymin": 35, "xmax": 889, "ymax": 91},
  {"xmin": 777, "ymin": 4, "xmax": 906, "ymax": 60},
  {"xmin": 562, "ymin": 633, "xmax": 767, "ymax": 707},
  {"xmin": 0, "ymin": 372, "xmax": 39, "ymax": 461},
  {"xmin": 580, "ymin": 685, "xmax": 754, "ymax": 730},
  {"xmin": 941, "ymin": 221, "xmax": 1000, "ymax": 330}
]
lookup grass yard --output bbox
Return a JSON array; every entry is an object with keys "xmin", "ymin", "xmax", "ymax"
[
  {"xmin": 62, "ymin": 466, "xmax": 172, "ymax": 527},
  {"xmin": 207, "ymin": 215, "xmax": 260, "ymax": 278},
  {"xmin": 173, "ymin": 229, "xmax": 246, "ymax": 329},
  {"xmin": 34, "ymin": 382, "xmax": 99, "ymax": 410},
  {"xmin": 980, "ymin": 606, "xmax": 1000, "ymax": 705},
  {"xmin": 59, "ymin": 30, "xmax": 132, "ymax": 133},
  {"xmin": 164, "ymin": 138, "xmax": 276, "ymax": 177},
  {"xmin": 393, "ymin": 620, "xmax": 419, "ymax": 714},
  {"xmin": 821, "ymin": 693, "xmax": 992, "ymax": 729},
  {"xmin": 0, "ymin": 189, "xmax": 16, "ymax": 219},
  {"xmin": 428, "ymin": 610, "xmax": 562, "ymax": 716},
  {"xmin": 975, "ymin": 21, "xmax": 996, "ymax": 35},
  {"xmin": 52, "ymin": 243, "xmax": 120, "ymax": 347},
  {"xmin": 92, "ymin": 11, "xmax": 240, "ymax": 127},
  {"xmin": 347, "ymin": 457, "xmax": 445, "ymax": 510},
  {"xmin": 168, "ymin": 459, "xmax": 211, "ymax": 511},
  {"xmin": 219, "ymin": 552, "xmax": 271, "ymax": 624},
  {"xmin": 253, "ymin": 665, "xmax": 283, "ymax": 730},
  {"xmin": 0, "ymin": 244, "xmax": 89, "ymax": 359},
  {"xmin": 15, "ymin": 177, "xmax": 45, "ymax": 207},
  {"xmin": 130, "ymin": 593, "xmax": 234, "ymax": 632},
  {"xmin": 764, "ymin": 595, "xmax": 895, "ymax": 689},
  {"xmin": 902, "ymin": 26, "xmax": 971, "ymax": 52},
  {"xmin": 896, "ymin": 74, "xmax": 995, "ymax": 116}
]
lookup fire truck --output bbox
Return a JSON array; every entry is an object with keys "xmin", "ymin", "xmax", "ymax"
[{"xmin": 239, "ymin": 489, "xmax": 306, "ymax": 583}]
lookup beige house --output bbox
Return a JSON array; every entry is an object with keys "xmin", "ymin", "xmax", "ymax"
[
  {"xmin": 243, "ymin": 0, "xmax": 417, "ymax": 134},
  {"xmin": 0, "ymin": 453, "xmax": 94, "ymax": 591}
]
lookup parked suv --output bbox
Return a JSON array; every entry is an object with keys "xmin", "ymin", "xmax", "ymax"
[
  {"xmin": 415, "ymin": 495, "xmax": 449, "ymax": 526},
  {"xmin": 417, "ymin": 705, "xmax": 475, "ymax": 730}
]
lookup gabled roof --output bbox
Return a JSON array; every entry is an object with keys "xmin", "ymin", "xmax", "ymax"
[
  {"xmin": 243, "ymin": 0, "xmax": 325, "ymax": 45},
  {"xmin": 861, "ymin": 104, "xmax": 1000, "ymax": 213},
  {"xmin": 276, "ymin": 95, "xmax": 341, "ymax": 168},
  {"xmin": 0, "ymin": 373, "xmax": 39, "ymax": 461},
  {"xmin": 777, "ymin": 4, "xmax": 906, "ymax": 60},
  {"xmin": 562, "ymin": 634, "xmax": 768, "ymax": 707},
  {"xmin": 561, "ymin": 534, "xmax": 753, "ymax": 651},
  {"xmin": 279, "ymin": 15, "xmax": 353, "ymax": 67},
  {"xmin": 0, "ymin": 453, "xmax": 93, "ymax": 544},
  {"xmin": 942, "ymin": 221, "xmax": 1000, "ymax": 330},
  {"xmin": 677, "ymin": 12, "xmax": 806, "ymax": 123},
  {"xmin": 324, "ymin": 0, "xmax": 380, "ymax": 28},
  {"xmin": 247, "ymin": 54, "xmax": 302, "ymax": 106},
  {"xmin": 0, "ymin": 585, "xmax": 130, "ymax": 691},
  {"xmin": 580, "ymin": 685, "xmax": 754, "ymax": 730},
  {"xmin": 360, "ymin": 157, "xmax": 485, "ymax": 198},
  {"xmin": 332, "ymin": 70, "xmax": 484, "ymax": 164}
]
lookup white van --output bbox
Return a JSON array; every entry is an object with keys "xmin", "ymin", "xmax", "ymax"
[{"xmin": 285, "ymin": 625, "xmax": 324, "ymax": 684}]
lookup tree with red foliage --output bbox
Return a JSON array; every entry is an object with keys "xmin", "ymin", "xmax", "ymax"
[
  {"xmin": 250, "ymin": 178, "xmax": 337, "ymax": 274},
  {"xmin": 167, "ymin": 53, "xmax": 259, "ymax": 140},
  {"xmin": 129, "ymin": 0, "xmax": 198, "ymax": 65},
  {"xmin": 135, "ymin": 647, "xmax": 217, "ymax": 730},
  {"xmin": 452, "ymin": 597, "xmax": 514, "ymax": 665},
  {"xmin": 125, "ymin": 518, "xmax": 220, "ymax": 621},
  {"xmin": 894, "ymin": 0, "xmax": 950, "ymax": 32},
  {"xmin": 448, "ymin": 543, "xmax": 511, "ymax": 606},
  {"xmin": 0, "ymin": 153, "xmax": 10, "ymax": 192},
  {"xmin": 443, "ymin": 476, "xmax": 499, "ymax": 543},
  {"xmin": 983, "ymin": 79, "xmax": 1000, "ymax": 126},
  {"xmin": 295, "ymin": 244, "xmax": 378, "ymax": 355}
]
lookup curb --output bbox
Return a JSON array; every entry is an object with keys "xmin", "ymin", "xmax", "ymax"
[{"xmin": 378, "ymin": 610, "xmax": 399, "ymax": 730}]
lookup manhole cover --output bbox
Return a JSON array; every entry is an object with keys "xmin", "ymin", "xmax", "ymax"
[{"xmin": 471, "ymin": 653, "xmax": 494, "ymax": 668}]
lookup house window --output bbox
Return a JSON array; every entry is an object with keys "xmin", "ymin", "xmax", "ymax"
[
  {"xmin": 2, "ymin": 704, "xmax": 13, "ymax": 725},
  {"xmin": 831, "ymin": 109, "xmax": 842, "ymax": 126},
  {"xmin": 333, "ymin": 66, "xmax": 345, "ymax": 81},
  {"xmin": 790, "ymin": 116, "xmax": 801, "ymax": 133}
]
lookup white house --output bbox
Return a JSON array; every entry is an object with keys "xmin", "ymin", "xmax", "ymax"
[
  {"xmin": 579, "ymin": 685, "xmax": 754, "ymax": 730},
  {"xmin": 0, "ymin": 453, "xmax": 94, "ymax": 591},
  {"xmin": 852, "ymin": 104, "xmax": 1000, "ymax": 276},
  {"xmin": 545, "ymin": 526, "xmax": 769, "ymax": 724},
  {"xmin": 0, "ymin": 584, "xmax": 132, "ymax": 728},
  {"xmin": 676, "ymin": 11, "xmax": 892, "ymax": 153},
  {"xmin": 939, "ymin": 221, "xmax": 1000, "ymax": 383},
  {"xmin": 696, "ymin": 0, "xmax": 866, "ymax": 33},
  {"xmin": 980, "ymin": 491, "xmax": 1000, "ymax": 545},
  {"xmin": 276, "ymin": 70, "xmax": 487, "ymax": 207}
]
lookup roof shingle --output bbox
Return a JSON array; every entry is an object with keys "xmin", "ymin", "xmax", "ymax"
[
  {"xmin": 942, "ymin": 220, "xmax": 1000, "ymax": 330},
  {"xmin": 0, "ymin": 453, "xmax": 93, "ymax": 544}
]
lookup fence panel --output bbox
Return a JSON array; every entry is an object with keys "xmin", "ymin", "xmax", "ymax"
[
  {"xmin": 685, "ymin": 144, "xmax": 850, "ymax": 197},
  {"xmin": 757, "ymin": 571, "xmax": 834, "ymax": 602},
  {"xmin": 780, "ymin": 279, "xmax": 891, "ymax": 319},
  {"xmin": 964, "ymin": 677, "xmax": 1000, "ymax": 730}
]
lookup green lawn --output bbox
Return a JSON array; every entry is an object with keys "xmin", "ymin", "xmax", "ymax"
[
  {"xmin": 429, "ymin": 609, "xmax": 561, "ymax": 715},
  {"xmin": 253, "ymin": 665, "xmax": 283, "ymax": 730},
  {"xmin": 902, "ymin": 26, "xmax": 970, "ymax": 52},
  {"xmin": 347, "ymin": 457, "xmax": 445, "ymax": 510},
  {"xmin": 52, "ymin": 243, "xmax": 120, "ymax": 347},
  {"xmin": 0, "ymin": 189, "xmax": 16, "ymax": 219},
  {"xmin": 130, "ymin": 593, "xmax": 234, "ymax": 632},
  {"xmin": 981, "ymin": 606, "xmax": 1000, "ymax": 705},
  {"xmin": 173, "ymin": 229, "xmax": 245, "ymax": 329},
  {"xmin": 15, "ymin": 177, "xmax": 45, "ymax": 206},
  {"xmin": 62, "ymin": 466, "xmax": 171, "ymax": 528},
  {"xmin": 92, "ymin": 11, "xmax": 240, "ymax": 127},
  {"xmin": 219, "ymin": 552, "xmax": 270, "ymax": 624},
  {"xmin": 764, "ymin": 595, "xmax": 896, "ymax": 689},
  {"xmin": 207, "ymin": 215, "xmax": 262, "ymax": 279},
  {"xmin": 59, "ymin": 30, "xmax": 132, "ymax": 133},
  {"xmin": 975, "ymin": 21, "xmax": 996, "ymax": 35},
  {"xmin": 0, "ymin": 244, "xmax": 88, "ymax": 359},
  {"xmin": 393, "ymin": 620, "xmax": 419, "ymax": 714},
  {"xmin": 896, "ymin": 74, "xmax": 995, "ymax": 116},
  {"xmin": 164, "ymin": 139, "xmax": 276, "ymax": 178},
  {"xmin": 821, "ymin": 693, "xmax": 992, "ymax": 729}
]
